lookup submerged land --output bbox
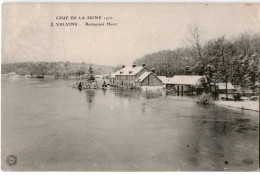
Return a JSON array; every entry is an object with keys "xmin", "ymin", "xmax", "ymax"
[{"xmin": 1, "ymin": 77, "xmax": 259, "ymax": 171}]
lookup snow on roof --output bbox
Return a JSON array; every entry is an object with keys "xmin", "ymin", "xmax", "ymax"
[
  {"xmin": 167, "ymin": 76, "xmax": 205, "ymax": 85},
  {"xmin": 136, "ymin": 72, "xmax": 162, "ymax": 83},
  {"xmin": 137, "ymin": 72, "xmax": 152, "ymax": 82},
  {"xmin": 114, "ymin": 66, "xmax": 145, "ymax": 76},
  {"xmin": 109, "ymin": 72, "xmax": 117, "ymax": 78},
  {"xmin": 216, "ymin": 83, "xmax": 236, "ymax": 90},
  {"xmin": 157, "ymin": 76, "xmax": 170, "ymax": 84}
]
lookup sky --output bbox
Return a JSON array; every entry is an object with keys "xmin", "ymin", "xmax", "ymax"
[{"xmin": 2, "ymin": 3, "xmax": 260, "ymax": 66}]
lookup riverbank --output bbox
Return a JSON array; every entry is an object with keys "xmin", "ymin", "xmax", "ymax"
[{"xmin": 215, "ymin": 100, "xmax": 259, "ymax": 112}]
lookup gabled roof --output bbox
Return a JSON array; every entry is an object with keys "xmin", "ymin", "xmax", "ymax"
[
  {"xmin": 216, "ymin": 83, "xmax": 236, "ymax": 90},
  {"xmin": 167, "ymin": 75, "xmax": 205, "ymax": 85},
  {"xmin": 114, "ymin": 66, "xmax": 145, "ymax": 76},
  {"xmin": 136, "ymin": 72, "xmax": 162, "ymax": 83},
  {"xmin": 137, "ymin": 72, "xmax": 152, "ymax": 82}
]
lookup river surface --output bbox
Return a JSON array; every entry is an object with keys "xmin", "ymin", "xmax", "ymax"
[{"xmin": 1, "ymin": 77, "xmax": 259, "ymax": 171}]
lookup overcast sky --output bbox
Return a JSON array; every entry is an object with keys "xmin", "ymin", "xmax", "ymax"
[{"xmin": 2, "ymin": 3, "xmax": 260, "ymax": 66}]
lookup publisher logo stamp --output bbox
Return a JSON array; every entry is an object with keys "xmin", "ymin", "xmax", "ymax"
[{"xmin": 6, "ymin": 155, "xmax": 17, "ymax": 166}]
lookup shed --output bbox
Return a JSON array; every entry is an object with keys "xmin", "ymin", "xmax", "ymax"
[
  {"xmin": 216, "ymin": 82, "xmax": 237, "ymax": 100},
  {"xmin": 162, "ymin": 75, "xmax": 206, "ymax": 94},
  {"xmin": 136, "ymin": 72, "xmax": 163, "ymax": 87},
  {"xmin": 167, "ymin": 75, "xmax": 206, "ymax": 86},
  {"xmin": 216, "ymin": 83, "xmax": 236, "ymax": 90}
]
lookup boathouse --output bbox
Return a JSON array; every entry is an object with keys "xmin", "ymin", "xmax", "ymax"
[{"xmin": 166, "ymin": 75, "xmax": 206, "ymax": 94}]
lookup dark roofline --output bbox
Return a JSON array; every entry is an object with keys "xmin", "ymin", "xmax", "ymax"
[
  {"xmin": 115, "ymin": 66, "xmax": 150, "ymax": 76},
  {"xmin": 139, "ymin": 72, "xmax": 162, "ymax": 83}
]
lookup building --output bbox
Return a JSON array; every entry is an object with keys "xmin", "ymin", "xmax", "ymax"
[
  {"xmin": 109, "ymin": 72, "xmax": 116, "ymax": 86},
  {"xmin": 158, "ymin": 76, "xmax": 170, "ymax": 88},
  {"xmin": 166, "ymin": 75, "xmax": 207, "ymax": 94},
  {"xmin": 135, "ymin": 72, "xmax": 163, "ymax": 88},
  {"xmin": 110, "ymin": 64, "xmax": 162, "ymax": 89},
  {"xmin": 95, "ymin": 74, "xmax": 110, "ymax": 85},
  {"xmin": 216, "ymin": 82, "xmax": 237, "ymax": 100}
]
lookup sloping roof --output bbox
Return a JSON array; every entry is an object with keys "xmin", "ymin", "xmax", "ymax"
[
  {"xmin": 157, "ymin": 76, "xmax": 170, "ymax": 84},
  {"xmin": 137, "ymin": 72, "xmax": 152, "ymax": 82},
  {"xmin": 216, "ymin": 83, "xmax": 236, "ymax": 90},
  {"xmin": 136, "ymin": 72, "xmax": 162, "ymax": 83},
  {"xmin": 167, "ymin": 76, "xmax": 205, "ymax": 85},
  {"xmin": 114, "ymin": 66, "xmax": 145, "ymax": 76}
]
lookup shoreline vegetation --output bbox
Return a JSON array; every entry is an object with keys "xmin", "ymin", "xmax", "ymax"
[
  {"xmin": 135, "ymin": 31, "xmax": 260, "ymax": 96},
  {"xmin": 196, "ymin": 93, "xmax": 259, "ymax": 112},
  {"xmin": 1, "ymin": 62, "xmax": 120, "ymax": 79},
  {"xmin": 196, "ymin": 93, "xmax": 215, "ymax": 105}
]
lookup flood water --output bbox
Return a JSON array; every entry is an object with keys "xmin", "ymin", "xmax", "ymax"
[{"xmin": 1, "ymin": 77, "xmax": 259, "ymax": 171}]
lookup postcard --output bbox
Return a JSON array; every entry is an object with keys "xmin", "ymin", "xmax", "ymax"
[{"xmin": 1, "ymin": 3, "xmax": 259, "ymax": 171}]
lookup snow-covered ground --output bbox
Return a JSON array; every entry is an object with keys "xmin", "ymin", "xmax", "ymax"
[{"xmin": 215, "ymin": 100, "xmax": 259, "ymax": 112}]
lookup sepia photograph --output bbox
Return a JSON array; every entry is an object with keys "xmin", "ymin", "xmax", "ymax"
[{"xmin": 1, "ymin": 3, "xmax": 259, "ymax": 171}]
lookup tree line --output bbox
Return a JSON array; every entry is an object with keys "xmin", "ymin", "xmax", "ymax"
[
  {"xmin": 2, "ymin": 61, "xmax": 119, "ymax": 79},
  {"xmin": 135, "ymin": 30, "xmax": 260, "ymax": 94}
]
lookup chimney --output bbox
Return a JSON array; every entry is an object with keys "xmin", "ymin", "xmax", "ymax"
[
  {"xmin": 132, "ymin": 63, "xmax": 136, "ymax": 68},
  {"xmin": 122, "ymin": 65, "xmax": 125, "ymax": 68},
  {"xmin": 142, "ymin": 63, "xmax": 145, "ymax": 67},
  {"xmin": 151, "ymin": 68, "xmax": 155, "ymax": 73}
]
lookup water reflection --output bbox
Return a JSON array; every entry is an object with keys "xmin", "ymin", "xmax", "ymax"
[
  {"xmin": 102, "ymin": 89, "xmax": 107, "ymax": 95},
  {"xmin": 110, "ymin": 87, "xmax": 163, "ymax": 100},
  {"xmin": 111, "ymin": 87, "xmax": 142, "ymax": 100},
  {"xmin": 85, "ymin": 89, "xmax": 95, "ymax": 109},
  {"xmin": 142, "ymin": 92, "xmax": 162, "ymax": 99},
  {"xmin": 235, "ymin": 118, "xmax": 258, "ymax": 133},
  {"xmin": 142, "ymin": 102, "xmax": 146, "ymax": 113}
]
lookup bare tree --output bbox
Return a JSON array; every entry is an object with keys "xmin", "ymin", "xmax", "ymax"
[{"xmin": 186, "ymin": 24, "xmax": 206, "ymax": 75}]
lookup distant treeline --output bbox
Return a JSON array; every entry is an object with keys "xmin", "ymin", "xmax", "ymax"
[
  {"xmin": 2, "ymin": 62, "xmax": 120, "ymax": 78},
  {"xmin": 135, "ymin": 32, "xmax": 260, "ymax": 93}
]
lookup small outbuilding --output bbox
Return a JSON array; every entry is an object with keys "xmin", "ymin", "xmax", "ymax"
[
  {"xmin": 165, "ymin": 75, "xmax": 206, "ymax": 94},
  {"xmin": 135, "ymin": 72, "xmax": 163, "ymax": 88},
  {"xmin": 216, "ymin": 82, "xmax": 237, "ymax": 100}
]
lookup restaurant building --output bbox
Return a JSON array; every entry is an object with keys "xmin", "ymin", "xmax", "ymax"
[{"xmin": 110, "ymin": 64, "xmax": 163, "ymax": 88}]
